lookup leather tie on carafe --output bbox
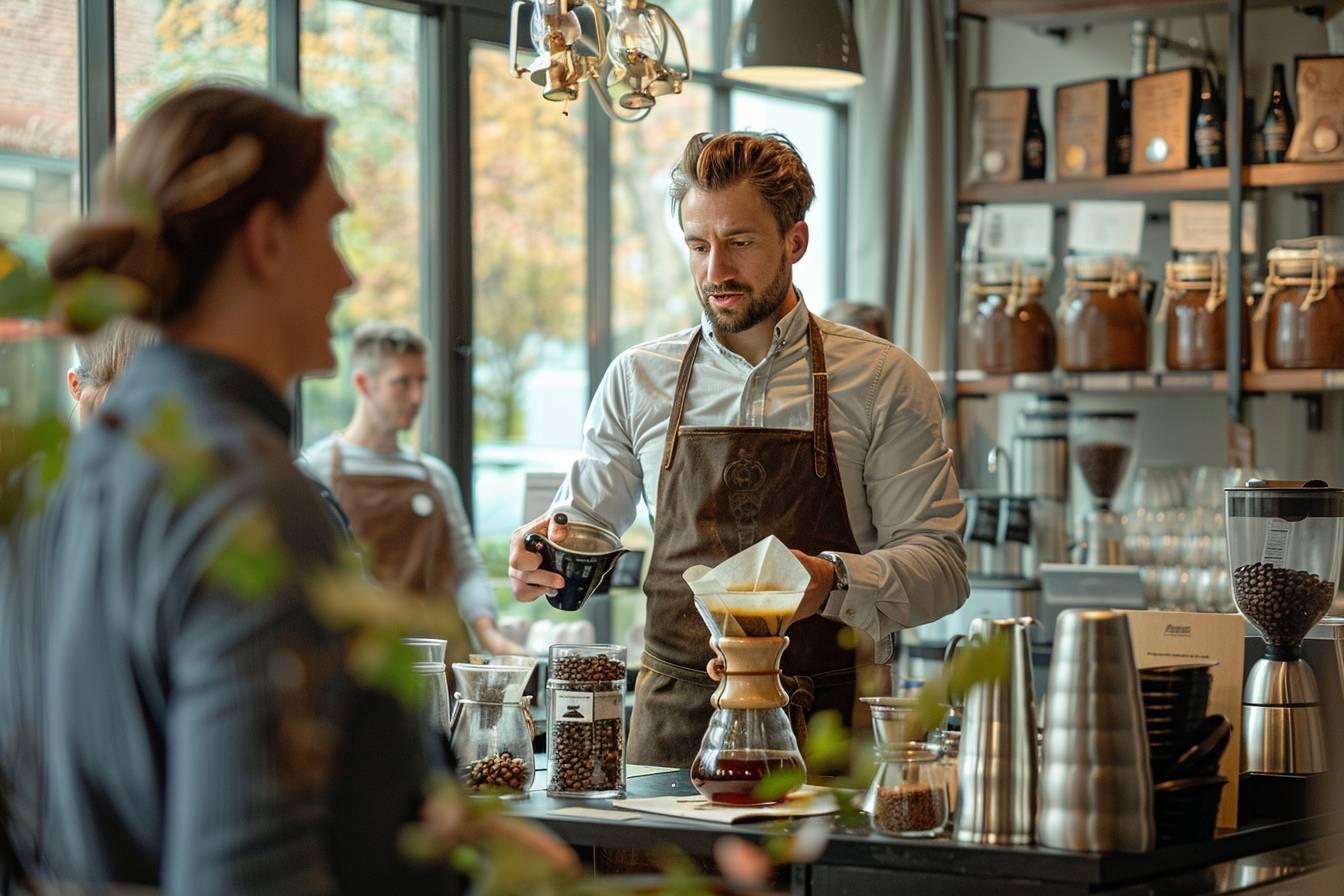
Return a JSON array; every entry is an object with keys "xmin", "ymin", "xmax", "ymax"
[
  {"xmin": 781, "ymin": 672, "xmax": 816, "ymax": 749},
  {"xmin": 1005, "ymin": 260, "xmax": 1025, "ymax": 315}
]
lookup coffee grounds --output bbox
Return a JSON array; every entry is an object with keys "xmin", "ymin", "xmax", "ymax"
[
  {"xmin": 874, "ymin": 784, "xmax": 945, "ymax": 835},
  {"xmin": 1077, "ymin": 441, "xmax": 1132, "ymax": 499},
  {"xmin": 1232, "ymin": 562, "xmax": 1336, "ymax": 647}
]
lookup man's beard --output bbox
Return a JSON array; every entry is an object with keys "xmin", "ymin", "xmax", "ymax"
[{"xmin": 698, "ymin": 255, "xmax": 792, "ymax": 335}]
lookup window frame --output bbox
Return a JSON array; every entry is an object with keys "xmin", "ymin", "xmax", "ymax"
[{"xmin": 64, "ymin": 0, "xmax": 850, "ymax": 525}]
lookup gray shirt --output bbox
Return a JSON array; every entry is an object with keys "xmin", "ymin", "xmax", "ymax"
[
  {"xmin": 0, "ymin": 345, "xmax": 448, "ymax": 894},
  {"xmin": 552, "ymin": 299, "xmax": 969, "ymax": 661}
]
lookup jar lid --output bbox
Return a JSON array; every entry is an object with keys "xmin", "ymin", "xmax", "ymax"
[
  {"xmin": 876, "ymin": 742, "xmax": 941, "ymax": 761},
  {"xmin": 1225, "ymin": 480, "xmax": 1344, "ymax": 519},
  {"xmin": 1067, "ymin": 255, "xmax": 1133, "ymax": 280},
  {"xmin": 1268, "ymin": 238, "xmax": 1344, "ymax": 275}
]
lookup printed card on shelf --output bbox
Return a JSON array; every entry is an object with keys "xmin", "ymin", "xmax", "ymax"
[
  {"xmin": 1170, "ymin": 200, "xmax": 1257, "ymax": 254},
  {"xmin": 1067, "ymin": 200, "xmax": 1145, "ymax": 256},
  {"xmin": 966, "ymin": 203, "xmax": 1055, "ymax": 261}
]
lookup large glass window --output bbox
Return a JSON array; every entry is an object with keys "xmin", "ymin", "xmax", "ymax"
[
  {"xmin": 610, "ymin": 83, "xmax": 712, "ymax": 353},
  {"xmin": 299, "ymin": 0, "xmax": 424, "ymax": 449},
  {"xmin": 730, "ymin": 92, "xmax": 838, "ymax": 309},
  {"xmin": 469, "ymin": 42, "xmax": 588, "ymax": 615},
  {"xmin": 0, "ymin": 0, "xmax": 81, "ymax": 422},
  {"xmin": 114, "ymin": 0, "xmax": 268, "ymax": 133}
]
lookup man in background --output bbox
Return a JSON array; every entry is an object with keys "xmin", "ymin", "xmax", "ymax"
[{"xmin": 302, "ymin": 321, "xmax": 525, "ymax": 660}]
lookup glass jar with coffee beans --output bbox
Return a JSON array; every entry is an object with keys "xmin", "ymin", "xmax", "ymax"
[
  {"xmin": 863, "ymin": 743, "xmax": 949, "ymax": 838},
  {"xmin": 547, "ymin": 644, "xmax": 627, "ymax": 798}
]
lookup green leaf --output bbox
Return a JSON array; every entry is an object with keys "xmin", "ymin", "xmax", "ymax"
[
  {"xmin": 801, "ymin": 709, "xmax": 851, "ymax": 771},
  {"xmin": 349, "ymin": 631, "xmax": 422, "ymax": 707},
  {"xmin": 752, "ymin": 765, "xmax": 806, "ymax": 802},
  {"xmin": 58, "ymin": 272, "xmax": 149, "ymax": 333}
]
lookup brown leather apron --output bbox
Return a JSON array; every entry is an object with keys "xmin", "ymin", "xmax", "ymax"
[
  {"xmin": 329, "ymin": 438, "xmax": 473, "ymax": 666},
  {"xmin": 626, "ymin": 315, "xmax": 863, "ymax": 768}
]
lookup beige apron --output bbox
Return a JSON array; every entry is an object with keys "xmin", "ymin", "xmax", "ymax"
[
  {"xmin": 626, "ymin": 315, "xmax": 864, "ymax": 768},
  {"xmin": 329, "ymin": 439, "xmax": 473, "ymax": 666}
]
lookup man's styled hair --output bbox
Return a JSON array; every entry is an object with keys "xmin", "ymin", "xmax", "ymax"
[
  {"xmin": 350, "ymin": 321, "xmax": 427, "ymax": 373},
  {"xmin": 668, "ymin": 131, "xmax": 815, "ymax": 235}
]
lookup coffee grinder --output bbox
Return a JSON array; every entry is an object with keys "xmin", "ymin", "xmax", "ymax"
[
  {"xmin": 1226, "ymin": 480, "xmax": 1344, "ymax": 775},
  {"xmin": 1069, "ymin": 411, "xmax": 1137, "ymax": 565}
]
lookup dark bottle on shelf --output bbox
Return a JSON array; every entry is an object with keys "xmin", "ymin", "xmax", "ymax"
[
  {"xmin": 1023, "ymin": 90, "xmax": 1046, "ymax": 180},
  {"xmin": 1194, "ymin": 85, "xmax": 1225, "ymax": 168},
  {"xmin": 1114, "ymin": 80, "xmax": 1132, "ymax": 174},
  {"xmin": 1261, "ymin": 63, "xmax": 1295, "ymax": 163}
]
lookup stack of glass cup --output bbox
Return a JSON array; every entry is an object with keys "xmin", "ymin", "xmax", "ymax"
[{"xmin": 1128, "ymin": 466, "xmax": 1277, "ymax": 612}]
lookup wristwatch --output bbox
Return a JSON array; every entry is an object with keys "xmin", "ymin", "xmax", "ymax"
[{"xmin": 818, "ymin": 551, "xmax": 849, "ymax": 592}]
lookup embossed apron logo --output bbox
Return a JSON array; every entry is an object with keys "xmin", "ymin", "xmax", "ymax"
[{"xmin": 723, "ymin": 450, "xmax": 767, "ymax": 552}]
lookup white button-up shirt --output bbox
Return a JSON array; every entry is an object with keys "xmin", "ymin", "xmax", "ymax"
[{"xmin": 553, "ymin": 298, "xmax": 969, "ymax": 662}]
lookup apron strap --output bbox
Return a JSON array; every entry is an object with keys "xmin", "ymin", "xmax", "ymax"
[
  {"xmin": 662, "ymin": 329, "xmax": 703, "ymax": 471},
  {"xmin": 661, "ymin": 316, "xmax": 832, "ymax": 479},
  {"xmin": 806, "ymin": 316, "xmax": 830, "ymax": 480}
]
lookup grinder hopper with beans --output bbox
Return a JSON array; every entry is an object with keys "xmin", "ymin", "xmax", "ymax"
[{"xmin": 1226, "ymin": 480, "xmax": 1344, "ymax": 775}]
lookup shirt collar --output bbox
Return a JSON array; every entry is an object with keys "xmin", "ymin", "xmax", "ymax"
[
  {"xmin": 700, "ymin": 289, "xmax": 810, "ymax": 356},
  {"xmin": 126, "ymin": 344, "xmax": 293, "ymax": 437}
]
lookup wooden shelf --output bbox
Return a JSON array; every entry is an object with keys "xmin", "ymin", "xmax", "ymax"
[
  {"xmin": 959, "ymin": 162, "xmax": 1344, "ymax": 206},
  {"xmin": 939, "ymin": 369, "xmax": 1344, "ymax": 395},
  {"xmin": 958, "ymin": 0, "xmax": 1341, "ymax": 28}
]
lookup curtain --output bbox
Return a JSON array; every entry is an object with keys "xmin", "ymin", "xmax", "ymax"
[{"xmin": 845, "ymin": 0, "xmax": 950, "ymax": 367}]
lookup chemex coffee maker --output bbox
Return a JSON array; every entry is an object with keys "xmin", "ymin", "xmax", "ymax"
[
  {"xmin": 1226, "ymin": 480, "xmax": 1343, "ymax": 775},
  {"xmin": 683, "ymin": 538, "xmax": 809, "ymax": 806}
]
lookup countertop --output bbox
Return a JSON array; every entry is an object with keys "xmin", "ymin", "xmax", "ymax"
[{"xmin": 505, "ymin": 765, "xmax": 1334, "ymax": 895}]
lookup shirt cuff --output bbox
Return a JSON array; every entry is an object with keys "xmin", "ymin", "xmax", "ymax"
[{"xmin": 818, "ymin": 551, "xmax": 886, "ymax": 639}]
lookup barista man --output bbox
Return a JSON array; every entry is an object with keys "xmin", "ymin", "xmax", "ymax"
[
  {"xmin": 508, "ymin": 133, "xmax": 969, "ymax": 767},
  {"xmin": 303, "ymin": 322, "xmax": 526, "ymax": 661}
]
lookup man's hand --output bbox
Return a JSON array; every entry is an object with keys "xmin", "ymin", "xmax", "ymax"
[
  {"xmin": 788, "ymin": 549, "xmax": 838, "ymax": 628},
  {"xmin": 507, "ymin": 512, "xmax": 569, "ymax": 602},
  {"xmin": 473, "ymin": 616, "xmax": 529, "ymax": 657}
]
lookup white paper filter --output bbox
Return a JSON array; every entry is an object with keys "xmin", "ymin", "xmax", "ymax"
[{"xmin": 683, "ymin": 536, "xmax": 809, "ymax": 638}]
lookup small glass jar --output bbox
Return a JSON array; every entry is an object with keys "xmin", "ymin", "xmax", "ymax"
[
  {"xmin": 1058, "ymin": 256, "xmax": 1149, "ymax": 372},
  {"xmin": 938, "ymin": 728, "xmax": 961, "ymax": 831},
  {"xmin": 1260, "ymin": 240, "xmax": 1344, "ymax": 369},
  {"xmin": 450, "ymin": 657, "xmax": 537, "ymax": 799},
  {"xmin": 969, "ymin": 261, "xmax": 1056, "ymax": 374},
  {"xmin": 864, "ymin": 744, "xmax": 949, "ymax": 838},
  {"xmin": 547, "ymin": 644, "xmax": 627, "ymax": 799},
  {"xmin": 1160, "ymin": 253, "xmax": 1245, "ymax": 371},
  {"xmin": 406, "ymin": 638, "xmax": 453, "ymax": 737}
]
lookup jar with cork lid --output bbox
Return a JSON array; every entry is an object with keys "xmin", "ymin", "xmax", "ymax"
[
  {"xmin": 1158, "ymin": 252, "xmax": 1248, "ymax": 371},
  {"xmin": 969, "ymin": 260, "xmax": 1056, "ymax": 374},
  {"xmin": 1259, "ymin": 239, "xmax": 1344, "ymax": 369},
  {"xmin": 1058, "ymin": 256, "xmax": 1150, "ymax": 372}
]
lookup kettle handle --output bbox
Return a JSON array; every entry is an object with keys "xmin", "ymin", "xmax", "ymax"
[{"xmin": 448, "ymin": 690, "xmax": 465, "ymax": 740}]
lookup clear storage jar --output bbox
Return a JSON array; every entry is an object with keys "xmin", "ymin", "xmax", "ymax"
[
  {"xmin": 968, "ymin": 261, "xmax": 1056, "ymax": 374},
  {"xmin": 1058, "ymin": 256, "xmax": 1149, "ymax": 372},
  {"xmin": 1159, "ymin": 253, "xmax": 1246, "ymax": 371},
  {"xmin": 863, "ymin": 744, "xmax": 949, "ymax": 838},
  {"xmin": 1260, "ymin": 240, "xmax": 1344, "ymax": 369},
  {"xmin": 547, "ymin": 644, "xmax": 627, "ymax": 798}
]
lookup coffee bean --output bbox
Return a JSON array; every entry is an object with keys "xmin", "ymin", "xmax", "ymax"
[
  {"xmin": 1233, "ymin": 562, "xmax": 1335, "ymax": 647},
  {"xmin": 465, "ymin": 752, "xmax": 529, "ymax": 794},
  {"xmin": 1076, "ymin": 442, "xmax": 1132, "ymax": 500}
]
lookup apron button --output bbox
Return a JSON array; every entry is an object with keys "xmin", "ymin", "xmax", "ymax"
[{"xmin": 411, "ymin": 493, "xmax": 434, "ymax": 517}]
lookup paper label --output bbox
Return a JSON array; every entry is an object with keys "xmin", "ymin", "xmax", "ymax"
[
  {"xmin": 1067, "ymin": 200, "xmax": 1145, "ymax": 256},
  {"xmin": 1170, "ymin": 200, "xmax": 1257, "ymax": 254},
  {"xmin": 553, "ymin": 690, "xmax": 622, "ymax": 723},
  {"xmin": 1261, "ymin": 519, "xmax": 1294, "ymax": 567},
  {"xmin": 970, "ymin": 203, "xmax": 1055, "ymax": 260}
]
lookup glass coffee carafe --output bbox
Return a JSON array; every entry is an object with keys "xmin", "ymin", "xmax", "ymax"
[
  {"xmin": 1226, "ymin": 480, "xmax": 1343, "ymax": 775},
  {"xmin": 689, "ymin": 592, "xmax": 805, "ymax": 805},
  {"xmin": 448, "ymin": 655, "xmax": 538, "ymax": 798}
]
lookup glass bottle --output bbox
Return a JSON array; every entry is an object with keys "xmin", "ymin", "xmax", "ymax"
[
  {"xmin": 864, "ymin": 744, "xmax": 949, "ymax": 838},
  {"xmin": 1023, "ymin": 90, "xmax": 1046, "ymax": 180},
  {"xmin": 1261, "ymin": 63, "xmax": 1295, "ymax": 163},
  {"xmin": 1113, "ymin": 80, "xmax": 1132, "ymax": 174},
  {"xmin": 1194, "ymin": 86, "xmax": 1225, "ymax": 168}
]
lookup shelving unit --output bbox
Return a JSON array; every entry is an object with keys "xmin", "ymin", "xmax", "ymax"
[{"xmin": 942, "ymin": 0, "xmax": 1344, "ymax": 427}]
